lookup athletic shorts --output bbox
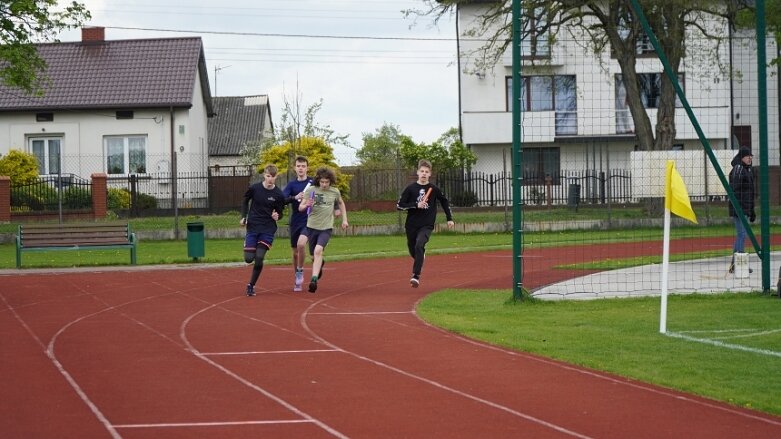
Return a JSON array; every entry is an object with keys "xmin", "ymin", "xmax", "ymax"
[
  {"xmin": 244, "ymin": 232, "xmax": 274, "ymax": 252},
  {"xmin": 301, "ymin": 228, "xmax": 332, "ymax": 255},
  {"xmin": 290, "ymin": 223, "xmax": 306, "ymax": 248}
]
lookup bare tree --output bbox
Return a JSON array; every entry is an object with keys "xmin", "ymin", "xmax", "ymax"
[{"xmin": 408, "ymin": 0, "xmax": 751, "ymax": 151}]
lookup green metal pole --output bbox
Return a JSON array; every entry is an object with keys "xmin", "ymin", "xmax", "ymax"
[
  {"xmin": 511, "ymin": 0, "xmax": 523, "ymax": 300},
  {"xmin": 756, "ymin": 0, "xmax": 771, "ymax": 293}
]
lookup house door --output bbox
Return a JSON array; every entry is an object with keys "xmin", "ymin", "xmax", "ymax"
[{"xmin": 30, "ymin": 137, "xmax": 62, "ymax": 175}]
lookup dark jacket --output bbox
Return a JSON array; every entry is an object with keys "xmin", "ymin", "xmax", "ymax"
[{"xmin": 728, "ymin": 155, "xmax": 755, "ymax": 218}]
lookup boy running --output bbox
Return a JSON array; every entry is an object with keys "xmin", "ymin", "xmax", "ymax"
[
  {"xmin": 282, "ymin": 156, "xmax": 314, "ymax": 291},
  {"xmin": 396, "ymin": 159, "xmax": 454, "ymax": 287},
  {"xmin": 240, "ymin": 164, "xmax": 287, "ymax": 297},
  {"xmin": 297, "ymin": 166, "xmax": 349, "ymax": 293}
]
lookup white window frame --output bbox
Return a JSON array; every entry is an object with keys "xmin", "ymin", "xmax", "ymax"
[
  {"xmin": 29, "ymin": 136, "xmax": 63, "ymax": 175},
  {"xmin": 104, "ymin": 135, "xmax": 148, "ymax": 175}
]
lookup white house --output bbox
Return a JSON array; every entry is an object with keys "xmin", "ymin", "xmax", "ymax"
[
  {"xmin": 0, "ymin": 27, "xmax": 214, "ymax": 188},
  {"xmin": 455, "ymin": 3, "xmax": 778, "ymax": 202}
]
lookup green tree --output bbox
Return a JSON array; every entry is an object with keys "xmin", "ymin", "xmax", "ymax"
[
  {"xmin": 0, "ymin": 149, "xmax": 39, "ymax": 184},
  {"xmin": 0, "ymin": 1, "xmax": 90, "ymax": 95},
  {"xmin": 357, "ymin": 122, "xmax": 410, "ymax": 169},
  {"xmin": 260, "ymin": 136, "xmax": 353, "ymax": 198},
  {"xmin": 410, "ymin": 1, "xmax": 751, "ymax": 152},
  {"xmin": 399, "ymin": 127, "xmax": 477, "ymax": 171}
]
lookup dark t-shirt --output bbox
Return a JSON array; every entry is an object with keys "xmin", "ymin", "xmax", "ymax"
[
  {"xmin": 396, "ymin": 182, "xmax": 453, "ymax": 230},
  {"xmin": 241, "ymin": 183, "xmax": 286, "ymax": 234},
  {"xmin": 283, "ymin": 177, "xmax": 314, "ymax": 228}
]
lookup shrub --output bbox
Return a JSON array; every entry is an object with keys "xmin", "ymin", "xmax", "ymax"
[
  {"xmin": 0, "ymin": 149, "xmax": 39, "ymax": 184},
  {"xmin": 136, "ymin": 193, "xmax": 158, "ymax": 210},
  {"xmin": 449, "ymin": 190, "xmax": 478, "ymax": 207},
  {"xmin": 108, "ymin": 188, "xmax": 132, "ymax": 209},
  {"xmin": 62, "ymin": 186, "xmax": 92, "ymax": 209}
]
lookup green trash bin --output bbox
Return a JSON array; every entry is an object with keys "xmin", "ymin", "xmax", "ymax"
[{"xmin": 186, "ymin": 222, "xmax": 205, "ymax": 260}]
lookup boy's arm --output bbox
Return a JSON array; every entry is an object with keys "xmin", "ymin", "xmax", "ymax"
[
  {"xmin": 240, "ymin": 186, "xmax": 252, "ymax": 225},
  {"xmin": 396, "ymin": 185, "xmax": 416, "ymax": 210},
  {"xmin": 438, "ymin": 187, "xmax": 455, "ymax": 223},
  {"xmin": 337, "ymin": 197, "xmax": 348, "ymax": 228}
]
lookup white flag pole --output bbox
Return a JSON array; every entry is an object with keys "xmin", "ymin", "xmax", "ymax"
[{"xmin": 660, "ymin": 207, "xmax": 671, "ymax": 334}]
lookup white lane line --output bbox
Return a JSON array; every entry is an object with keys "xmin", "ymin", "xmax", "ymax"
[
  {"xmin": 310, "ymin": 311, "xmax": 413, "ymax": 315},
  {"xmin": 299, "ymin": 289, "xmax": 593, "ymax": 439},
  {"xmin": 180, "ymin": 299, "xmax": 348, "ymax": 439},
  {"xmin": 666, "ymin": 331, "xmax": 781, "ymax": 358},
  {"xmin": 417, "ymin": 316, "xmax": 781, "ymax": 427},
  {"xmin": 203, "ymin": 349, "xmax": 338, "ymax": 356},
  {"xmin": 114, "ymin": 419, "xmax": 313, "ymax": 428}
]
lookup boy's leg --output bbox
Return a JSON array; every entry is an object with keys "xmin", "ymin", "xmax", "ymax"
[
  {"xmin": 291, "ymin": 225, "xmax": 306, "ymax": 290},
  {"xmin": 249, "ymin": 246, "xmax": 269, "ymax": 286},
  {"xmin": 411, "ymin": 227, "xmax": 433, "ymax": 286},
  {"xmin": 308, "ymin": 245, "xmax": 324, "ymax": 293}
]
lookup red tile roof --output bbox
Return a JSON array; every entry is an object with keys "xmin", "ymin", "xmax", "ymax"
[{"xmin": 0, "ymin": 37, "xmax": 213, "ymax": 113}]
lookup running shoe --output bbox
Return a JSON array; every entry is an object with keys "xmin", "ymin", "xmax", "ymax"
[
  {"xmin": 308, "ymin": 279, "xmax": 318, "ymax": 293},
  {"xmin": 246, "ymin": 283, "xmax": 256, "ymax": 297},
  {"xmin": 410, "ymin": 277, "xmax": 420, "ymax": 288},
  {"xmin": 294, "ymin": 270, "xmax": 304, "ymax": 292}
]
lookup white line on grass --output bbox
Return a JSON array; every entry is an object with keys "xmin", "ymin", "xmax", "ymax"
[{"xmin": 665, "ymin": 331, "xmax": 781, "ymax": 358}]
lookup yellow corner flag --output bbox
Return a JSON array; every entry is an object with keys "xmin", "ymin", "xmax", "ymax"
[{"xmin": 665, "ymin": 160, "xmax": 697, "ymax": 224}]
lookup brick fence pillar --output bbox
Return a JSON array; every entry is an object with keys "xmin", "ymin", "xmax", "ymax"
[
  {"xmin": 0, "ymin": 176, "xmax": 9, "ymax": 222},
  {"xmin": 91, "ymin": 173, "xmax": 107, "ymax": 220}
]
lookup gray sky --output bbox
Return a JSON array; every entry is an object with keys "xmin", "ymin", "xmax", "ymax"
[{"xmin": 56, "ymin": 0, "xmax": 459, "ymax": 165}]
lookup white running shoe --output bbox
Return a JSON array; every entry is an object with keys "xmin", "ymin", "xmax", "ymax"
[
  {"xmin": 294, "ymin": 270, "xmax": 304, "ymax": 292},
  {"xmin": 410, "ymin": 277, "xmax": 420, "ymax": 288}
]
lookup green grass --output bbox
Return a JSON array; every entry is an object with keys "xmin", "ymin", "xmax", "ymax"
[{"xmin": 417, "ymin": 290, "xmax": 781, "ymax": 415}]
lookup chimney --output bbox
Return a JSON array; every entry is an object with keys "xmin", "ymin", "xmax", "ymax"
[{"xmin": 81, "ymin": 26, "xmax": 105, "ymax": 43}]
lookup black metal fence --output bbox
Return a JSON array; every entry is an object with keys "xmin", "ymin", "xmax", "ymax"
[
  {"xmin": 11, "ymin": 167, "xmax": 638, "ymax": 217},
  {"xmin": 10, "ymin": 174, "xmax": 93, "ymax": 212}
]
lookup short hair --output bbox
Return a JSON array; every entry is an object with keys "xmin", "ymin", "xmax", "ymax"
[
  {"xmin": 417, "ymin": 159, "xmax": 432, "ymax": 170},
  {"xmin": 315, "ymin": 166, "xmax": 336, "ymax": 184},
  {"xmin": 263, "ymin": 164, "xmax": 278, "ymax": 176},
  {"xmin": 295, "ymin": 156, "xmax": 308, "ymax": 165}
]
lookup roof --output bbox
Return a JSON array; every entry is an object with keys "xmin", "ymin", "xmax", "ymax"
[
  {"xmin": 208, "ymin": 95, "xmax": 273, "ymax": 156},
  {"xmin": 0, "ymin": 37, "xmax": 213, "ymax": 114}
]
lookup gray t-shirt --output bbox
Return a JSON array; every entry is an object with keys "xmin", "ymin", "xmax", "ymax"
[{"xmin": 303, "ymin": 186, "xmax": 342, "ymax": 230}]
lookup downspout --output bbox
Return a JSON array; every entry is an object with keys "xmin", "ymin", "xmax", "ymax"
[{"xmin": 729, "ymin": 17, "xmax": 735, "ymax": 149}]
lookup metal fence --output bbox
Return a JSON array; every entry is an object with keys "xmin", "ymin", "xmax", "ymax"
[{"xmin": 10, "ymin": 174, "xmax": 93, "ymax": 212}]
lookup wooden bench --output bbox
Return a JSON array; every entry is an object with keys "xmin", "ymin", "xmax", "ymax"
[{"xmin": 15, "ymin": 223, "xmax": 137, "ymax": 268}]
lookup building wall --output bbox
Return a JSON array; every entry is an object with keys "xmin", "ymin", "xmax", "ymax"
[{"xmin": 458, "ymin": 4, "xmax": 752, "ymax": 173}]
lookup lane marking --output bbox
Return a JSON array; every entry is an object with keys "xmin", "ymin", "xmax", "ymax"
[
  {"xmin": 180, "ymin": 299, "xmax": 348, "ymax": 439},
  {"xmin": 203, "ymin": 349, "xmax": 338, "ymax": 356},
  {"xmin": 114, "ymin": 419, "xmax": 313, "ymax": 428}
]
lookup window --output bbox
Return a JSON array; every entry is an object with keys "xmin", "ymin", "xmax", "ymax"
[
  {"xmin": 116, "ymin": 110, "xmax": 134, "ymax": 119},
  {"xmin": 35, "ymin": 113, "xmax": 54, "ymax": 122},
  {"xmin": 523, "ymin": 147, "xmax": 560, "ymax": 184},
  {"xmin": 507, "ymin": 75, "xmax": 578, "ymax": 135},
  {"xmin": 521, "ymin": 7, "xmax": 549, "ymax": 58},
  {"xmin": 30, "ymin": 137, "xmax": 62, "ymax": 174},
  {"xmin": 105, "ymin": 135, "xmax": 147, "ymax": 174},
  {"xmin": 615, "ymin": 73, "xmax": 683, "ymax": 133}
]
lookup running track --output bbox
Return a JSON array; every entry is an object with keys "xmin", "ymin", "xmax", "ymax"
[{"xmin": 2, "ymin": 243, "xmax": 780, "ymax": 438}]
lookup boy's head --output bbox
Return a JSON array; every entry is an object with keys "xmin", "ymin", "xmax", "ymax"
[
  {"xmin": 315, "ymin": 166, "xmax": 336, "ymax": 188},
  {"xmin": 294, "ymin": 156, "xmax": 309, "ymax": 178},
  {"xmin": 263, "ymin": 164, "xmax": 278, "ymax": 176},
  {"xmin": 416, "ymin": 160, "xmax": 432, "ymax": 183}
]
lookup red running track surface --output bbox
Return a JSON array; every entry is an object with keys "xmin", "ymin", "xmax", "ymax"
[{"xmin": 1, "ymin": 247, "xmax": 780, "ymax": 438}]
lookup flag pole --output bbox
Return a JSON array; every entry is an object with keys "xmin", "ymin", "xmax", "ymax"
[{"xmin": 660, "ymin": 207, "xmax": 671, "ymax": 334}]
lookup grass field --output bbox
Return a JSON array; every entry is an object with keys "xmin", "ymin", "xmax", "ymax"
[{"xmin": 417, "ymin": 290, "xmax": 781, "ymax": 416}]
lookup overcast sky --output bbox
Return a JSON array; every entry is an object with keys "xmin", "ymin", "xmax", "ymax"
[{"xmin": 56, "ymin": 0, "xmax": 459, "ymax": 165}]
